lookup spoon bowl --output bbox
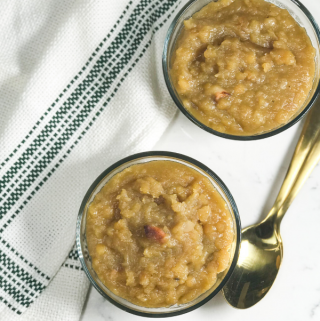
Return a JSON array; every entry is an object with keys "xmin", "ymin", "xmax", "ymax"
[{"xmin": 222, "ymin": 218, "xmax": 282, "ymax": 308}]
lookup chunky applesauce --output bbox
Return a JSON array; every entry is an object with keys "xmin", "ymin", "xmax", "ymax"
[
  {"xmin": 86, "ymin": 161, "xmax": 234, "ymax": 307},
  {"xmin": 171, "ymin": 0, "xmax": 315, "ymax": 135}
]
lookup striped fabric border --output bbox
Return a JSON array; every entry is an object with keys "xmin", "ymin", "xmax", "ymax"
[
  {"xmin": 0, "ymin": 2, "xmax": 135, "ymax": 173},
  {"xmin": 0, "ymin": 0, "xmax": 180, "ymax": 314},
  {"xmin": 62, "ymin": 246, "xmax": 83, "ymax": 271}
]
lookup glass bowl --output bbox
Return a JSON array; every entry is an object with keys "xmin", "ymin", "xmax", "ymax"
[
  {"xmin": 162, "ymin": 0, "xmax": 320, "ymax": 140},
  {"xmin": 76, "ymin": 151, "xmax": 241, "ymax": 317}
]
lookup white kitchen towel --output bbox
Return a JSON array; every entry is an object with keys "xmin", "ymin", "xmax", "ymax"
[{"xmin": 0, "ymin": 0, "xmax": 184, "ymax": 320}]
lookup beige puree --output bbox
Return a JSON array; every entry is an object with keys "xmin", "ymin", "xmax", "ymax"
[
  {"xmin": 86, "ymin": 161, "xmax": 234, "ymax": 307},
  {"xmin": 171, "ymin": 0, "xmax": 315, "ymax": 135}
]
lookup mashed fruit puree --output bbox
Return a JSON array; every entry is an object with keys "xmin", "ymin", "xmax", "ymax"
[
  {"xmin": 86, "ymin": 161, "xmax": 234, "ymax": 307},
  {"xmin": 171, "ymin": 0, "xmax": 315, "ymax": 135}
]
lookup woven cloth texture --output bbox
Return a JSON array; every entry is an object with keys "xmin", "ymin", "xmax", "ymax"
[{"xmin": 0, "ymin": 0, "xmax": 183, "ymax": 320}]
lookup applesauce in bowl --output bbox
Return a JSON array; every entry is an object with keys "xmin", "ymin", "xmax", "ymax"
[
  {"xmin": 77, "ymin": 152, "xmax": 241, "ymax": 317},
  {"xmin": 163, "ymin": 0, "xmax": 320, "ymax": 139}
]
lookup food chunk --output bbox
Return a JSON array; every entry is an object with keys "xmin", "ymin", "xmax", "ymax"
[
  {"xmin": 215, "ymin": 91, "xmax": 231, "ymax": 102},
  {"xmin": 144, "ymin": 225, "xmax": 166, "ymax": 242}
]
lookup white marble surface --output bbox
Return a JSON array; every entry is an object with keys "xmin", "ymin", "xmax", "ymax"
[{"xmin": 80, "ymin": 1, "xmax": 320, "ymax": 319}]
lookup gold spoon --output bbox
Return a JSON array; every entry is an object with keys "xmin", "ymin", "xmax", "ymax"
[{"xmin": 222, "ymin": 101, "xmax": 320, "ymax": 309}]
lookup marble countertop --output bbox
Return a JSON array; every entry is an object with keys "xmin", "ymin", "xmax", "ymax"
[{"xmin": 80, "ymin": 1, "xmax": 320, "ymax": 320}]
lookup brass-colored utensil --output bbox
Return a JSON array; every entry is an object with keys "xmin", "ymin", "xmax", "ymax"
[{"xmin": 222, "ymin": 101, "xmax": 320, "ymax": 309}]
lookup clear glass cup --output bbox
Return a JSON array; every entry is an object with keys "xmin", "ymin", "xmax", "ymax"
[
  {"xmin": 76, "ymin": 151, "xmax": 241, "ymax": 317},
  {"xmin": 162, "ymin": 0, "xmax": 320, "ymax": 140}
]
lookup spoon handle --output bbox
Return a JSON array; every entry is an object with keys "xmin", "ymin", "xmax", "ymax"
[{"xmin": 271, "ymin": 99, "xmax": 320, "ymax": 224}]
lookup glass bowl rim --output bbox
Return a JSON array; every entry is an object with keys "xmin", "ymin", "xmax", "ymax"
[
  {"xmin": 162, "ymin": 0, "xmax": 320, "ymax": 141},
  {"xmin": 76, "ymin": 151, "xmax": 241, "ymax": 317}
]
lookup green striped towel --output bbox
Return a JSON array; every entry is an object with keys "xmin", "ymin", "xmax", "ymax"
[{"xmin": 0, "ymin": 0, "xmax": 182, "ymax": 319}]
